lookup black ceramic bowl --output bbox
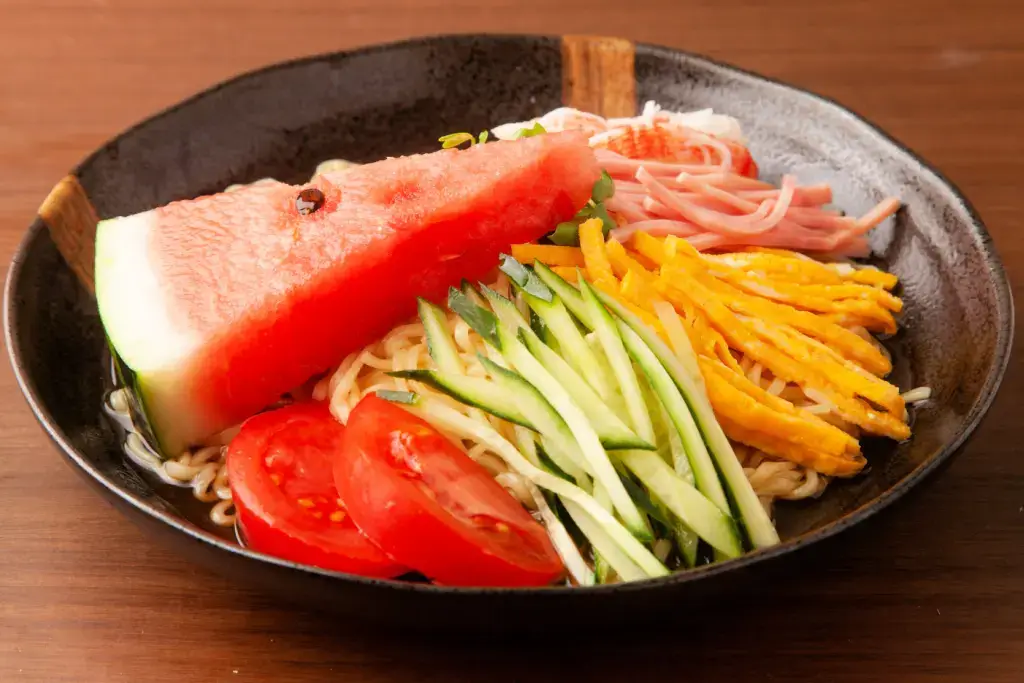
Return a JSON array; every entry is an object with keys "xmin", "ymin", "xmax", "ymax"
[{"xmin": 5, "ymin": 34, "xmax": 1013, "ymax": 630}]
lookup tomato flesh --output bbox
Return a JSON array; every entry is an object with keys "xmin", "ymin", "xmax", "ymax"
[
  {"xmin": 335, "ymin": 395, "xmax": 565, "ymax": 587},
  {"xmin": 226, "ymin": 400, "xmax": 406, "ymax": 578}
]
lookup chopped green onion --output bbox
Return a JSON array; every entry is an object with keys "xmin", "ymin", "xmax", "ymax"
[
  {"xmin": 512, "ymin": 122, "xmax": 547, "ymax": 139},
  {"xmin": 498, "ymin": 254, "xmax": 553, "ymax": 302},
  {"xmin": 447, "ymin": 287, "xmax": 499, "ymax": 347},
  {"xmin": 439, "ymin": 132, "xmax": 476, "ymax": 149}
]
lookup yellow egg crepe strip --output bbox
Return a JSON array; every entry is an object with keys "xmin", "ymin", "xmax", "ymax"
[
  {"xmin": 740, "ymin": 315, "xmax": 904, "ymax": 415},
  {"xmin": 699, "ymin": 358, "xmax": 860, "ymax": 456},
  {"xmin": 551, "ymin": 266, "xmax": 580, "ymax": 283},
  {"xmin": 716, "ymin": 414, "xmax": 866, "ymax": 477},
  {"xmin": 658, "ymin": 239, "xmax": 893, "ymax": 376},
  {"xmin": 510, "ymin": 244, "xmax": 586, "ymax": 268},
  {"xmin": 547, "ymin": 230, "xmax": 909, "ymax": 473},
  {"xmin": 656, "ymin": 270, "xmax": 910, "ymax": 441},
  {"xmin": 579, "ymin": 218, "xmax": 617, "ymax": 288}
]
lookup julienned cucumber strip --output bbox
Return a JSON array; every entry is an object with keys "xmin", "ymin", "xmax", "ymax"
[
  {"xmin": 591, "ymin": 481, "xmax": 616, "ymax": 584},
  {"xmin": 519, "ymin": 333, "xmax": 653, "ymax": 451},
  {"xmin": 480, "ymin": 285, "xmax": 529, "ymax": 330},
  {"xmin": 400, "ymin": 394, "xmax": 667, "ymax": 577},
  {"xmin": 387, "ymin": 369, "xmax": 531, "ymax": 427},
  {"xmin": 642, "ymin": 368, "xmax": 700, "ymax": 566},
  {"xmin": 459, "ymin": 279, "xmax": 488, "ymax": 308},
  {"xmin": 576, "ymin": 280, "xmax": 742, "ymax": 557},
  {"xmin": 652, "ymin": 300, "xmax": 707, "ymax": 397},
  {"xmin": 562, "ymin": 499, "xmax": 645, "ymax": 582},
  {"xmin": 477, "ymin": 356, "xmax": 590, "ymax": 486},
  {"xmin": 613, "ymin": 319, "xmax": 729, "ymax": 511},
  {"xmin": 509, "ymin": 281, "xmax": 615, "ymax": 401},
  {"xmin": 578, "ymin": 279, "xmax": 655, "ymax": 444},
  {"xmin": 527, "ymin": 486, "xmax": 595, "ymax": 586},
  {"xmin": 531, "ymin": 261, "xmax": 772, "ymax": 548},
  {"xmin": 616, "ymin": 450, "xmax": 742, "ymax": 557},
  {"xmin": 447, "ymin": 287, "xmax": 498, "ymax": 347},
  {"xmin": 418, "ymin": 298, "xmax": 463, "ymax": 375},
  {"xmin": 528, "ymin": 266, "xmax": 745, "ymax": 557},
  {"xmin": 499, "ymin": 253, "xmax": 553, "ymax": 302},
  {"xmin": 480, "ymin": 286, "xmax": 653, "ymax": 451},
  {"xmin": 514, "ymin": 425, "xmax": 541, "ymax": 468},
  {"xmin": 495, "ymin": 325, "xmax": 651, "ymax": 541},
  {"xmin": 596, "ymin": 290, "xmax": 780, "ymax": 550},
  {"xmin": 534, "ymin": 261, "xmax": 590, "ymax": 324}
]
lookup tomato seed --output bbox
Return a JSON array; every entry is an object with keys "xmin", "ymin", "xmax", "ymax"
[
  {"xmin": 329, "ymin": 511, "xmax": 346, "ymax": 523},
  {"xmin": 297, "ymin": 498, "xmax": 315, "ymax": 508}
]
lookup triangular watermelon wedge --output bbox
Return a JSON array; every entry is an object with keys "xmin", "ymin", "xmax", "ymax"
[{"xmin": 97, "ymin": 131, "xmax": 600, "ymax": 454}]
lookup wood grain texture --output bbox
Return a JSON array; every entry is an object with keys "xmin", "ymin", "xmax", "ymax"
[
  {"xmin": 37, "ymin": 174, "xmax": 97, "ymax": 293},
  {"xmin": 1, "ymin": 1, "xmax": 1023, "ymax": 681},
  {"xmin": 561, "ymin": 35, "xmax": 636, "ymax": 117}
]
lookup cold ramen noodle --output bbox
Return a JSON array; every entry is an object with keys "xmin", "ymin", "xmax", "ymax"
[{"xmin": 101, "ymin": 102, "xmax": 929, "ymax": 587}]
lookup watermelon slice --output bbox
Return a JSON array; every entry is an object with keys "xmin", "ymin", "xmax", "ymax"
[{"xmin": 97, "ymin": 131, "xmax": 600, "ymax": 455}]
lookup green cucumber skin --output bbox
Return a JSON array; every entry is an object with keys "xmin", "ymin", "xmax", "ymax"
[
  {"xmin": 388, "ymin": 370, "xmax": 532, "ymax": 427},
  {"xmin": 483, "ymin": 286, "xmax": 654, "ymax": 452},
  {"xmin": 593, "ymin": 289, "xmax": 780, "ymax": 550},
  {"xmin": 418, "ymin": 298, "xmax": 463, "ymax": 375},
  {"xmin": 578, "ymin": 279, "xmax": 655, "ymax": 445},
  {"xmin": 495, "ymin": 325, "xmax": 652, "ymax": 542},
  {"xmin": 519, "ymin": 332, "xmax": 654, "ymax": 451}
]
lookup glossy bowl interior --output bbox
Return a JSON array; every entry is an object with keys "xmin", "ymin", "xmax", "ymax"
[{"xmin": 4, "ymin": 34, "xmax": 1013, "ymax": 630}]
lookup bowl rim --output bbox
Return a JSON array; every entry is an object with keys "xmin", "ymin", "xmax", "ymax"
[{"xmin": 5, "ymin": 32, "xmax": 1014, "ymax": 597}]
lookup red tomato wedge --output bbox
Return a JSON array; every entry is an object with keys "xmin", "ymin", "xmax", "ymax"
[
  {"xmin": 226, "ymin": 400, "xmax": 406, "ymax": 578},
  {"xmin": 335, "ymin": 395, "xmax": 565, "ymax": 587}
]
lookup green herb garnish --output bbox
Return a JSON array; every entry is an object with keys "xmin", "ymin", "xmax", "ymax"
[
  {"xmin": 439, "ymin": 132, "xmax": 476, "ymax": 149},
  {"xmin": 439, "ymin": 130, "xmax": 492, "ymax": 149},
  {"xmin": 548, "ymin": 222, "xmax": 582, "ymax": 246},
  {"xmin": 512, "ymin": 122, "xmax": 547, "ymax": 139},
  {"xmin": 591, "ymin": 170, "xmax": 615, "ymax": 203},
  {"xmin": 545, "ymin": 170, "xmax": 618, "ymax": 245},
  {"xmin": 447, "ymin": 287, "xmax": 499, "ymax": 347},
  {"xmin": 498, "ymin": 254, "xmax": 554, "ymax": 302}
]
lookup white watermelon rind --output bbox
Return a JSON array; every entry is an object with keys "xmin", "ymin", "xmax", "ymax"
[{"xmin": 96, "ymin": 213, "xmax": 205, "ymax": 456}]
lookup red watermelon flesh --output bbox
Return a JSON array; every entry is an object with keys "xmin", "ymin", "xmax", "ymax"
[{"xmin": 95, "ymin": 131, "xmax": 600, "ymax": 454}]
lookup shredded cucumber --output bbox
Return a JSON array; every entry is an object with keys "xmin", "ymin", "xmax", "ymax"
[
  {"xmin": 418, "ymin": 298, "xmax": 463, "ymax": 375},
  {"xmin": 534, "ymin": 261, "xmax": 590, "ymax": 324},
  {"xmin": 579, "ymin": 279, "xmax": 654, "ymax": 443},
  {"xmin": 389, "ymin": 369, "xmax": 531, "ymax": 427},
  {"xmin": 402, "ymin": 394, "xmax": 667, "ymax": 577},
  {"xmin": 495, "ymin": 325, "xmax": 651, "ymax": 541},
  {"xmin": 514, "ymin": 285, "xmax": 615, "ymax": 400},
  {"xmin": 596, "ymin": 289, "xmax": 780, "ymax": 550},
  {"xmin": 478, "ymin": 357, "xmax": 590, "ymax": 486},
  {"xmin": 526, "ymin": 485, "xmax": 595, "ymax": 586},
  {"xmin": 481, "ymin": 286, "xmax": 653, "ymax": 451},
  {"xmin": 563, "ymin": 499, "xmax": 645, "ymax": 582}
]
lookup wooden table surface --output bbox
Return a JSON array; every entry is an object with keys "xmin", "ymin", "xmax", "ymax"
[{"xmin": 2, "ymin": 1, "xmax": 1023, "ymax": 681}]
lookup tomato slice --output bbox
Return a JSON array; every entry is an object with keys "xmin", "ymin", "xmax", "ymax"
[
  {"xmin": 335, "ymin": 395, "xmax": 565, "ymax": 587},
  {"xmin": 226, "ymin": 400, "xmax": 406, "ymax": 578}
]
